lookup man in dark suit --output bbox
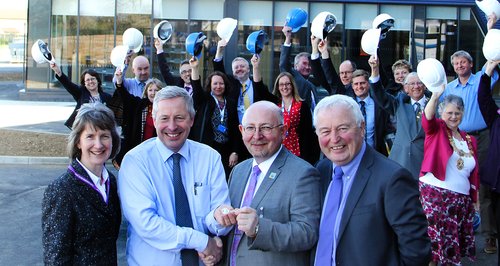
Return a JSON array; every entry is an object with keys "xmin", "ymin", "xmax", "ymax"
[
  {"xmin": 215, "ymin": 101, "xmax": 321, "ymax": 265},
  {"xmin": 369, "ymin": 55, "xmax": 428, "ymax": 179},
  {"xmin": 313, "ymin": 94, "xmax": 430, "ymax": 265},
  {"xmin": 154, "ymin": 38, "xmax": 194, "ymax": 96},
  {"xmin": 212, "ymin": 40, "xmax": 274, "ymax": 123}
]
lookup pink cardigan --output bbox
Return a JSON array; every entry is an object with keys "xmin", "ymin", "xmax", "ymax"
[{"xmin": 420, "ymin": 114, "xmax": 479, "ymax": 202}]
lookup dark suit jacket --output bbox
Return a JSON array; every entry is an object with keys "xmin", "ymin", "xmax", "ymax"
[
  {"xmin": 112, "ymin": 83, "xmax": 156, "ymax": 164},
  {"xmin": 55, "ymin": 73, "xmax": 112, "ymax": 129},
  {"xmin": 213, "ymin": 59, "xmax": 275, "ymax": 105},
  {"xmin": 42, "ymin": 160, "xmax": 121, "ymax": 265},
  {"xmin": 157, "ymin": 52, "xmax": 185, "ymax": 87},
  {"xmin": 279, "ymin": 45, "xmax": 316, "ymax": 111},
  {"xmin": 370, "ymin": 80, "xmax": 426, "ymax": 179},
  {"xmin": 320, "ymin": 57, "xmax": 355, "ymax": 97},
  {"xmin": 478, "ymin": 73, "xmax": 500, "ymax": 189},
  {"xmin": 315, "ymin": 146, "xmax": 431, "ymax": 266},
  {"xmin": 189, "ymin": 78, "xmax": 244, "ymax": 158},
  {"xmin": 225, "ymin": 148, "xmax": 321, "ymax": 265}
]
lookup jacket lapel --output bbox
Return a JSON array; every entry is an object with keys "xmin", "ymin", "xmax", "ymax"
[
  {"xmin": 69, "ymin": 160, "xmax": 114, "ymax": 215},
  {"xmin": 250, "ymin": 149, "xmax": 287, "ymax": 208},
  {"xmin": 337, "ymin": 147, "xmax": 374, "ymax": 242}
]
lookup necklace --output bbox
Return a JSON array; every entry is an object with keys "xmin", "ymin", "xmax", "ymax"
[{"xmin": 446, "ymin": 129, "xmax": 474, "ymax": 170}]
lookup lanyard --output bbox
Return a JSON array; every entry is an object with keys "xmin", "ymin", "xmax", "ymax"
[
  {"xmin": 281, "ymin": 100, "xmax": 292, "ymax": 114},
  {"xmin": 212, "ymin": 95, "xmax": 226, "ymax": 123},
  {"xmin": 68, "ymin": 164, "xmax": 109, "ymax": 204}
]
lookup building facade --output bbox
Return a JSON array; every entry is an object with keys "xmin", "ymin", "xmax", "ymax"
[{"xmin": 25, "ymin": 0, "xmax": 497, "ymax": 98}]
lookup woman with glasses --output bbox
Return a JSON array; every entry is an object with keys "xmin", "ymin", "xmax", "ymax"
[
  {"xmin": 419, "ymin": 84, "xmax": 479, "ymax": 265},
  {"xmin": 111, "ymin": 68, "xmax": 163, "ymax": 168},
  {"xmin": 188, "ymin": 56, "xmax": 244, "ymax": 179},
  {"xmin": 42, "ymin": 103, "xmax": 121, "ymax": 265},
  {"xmin": 50, "ymin": 62, "xmax": 112, "ymax": 129},
  {"xmin": 271, "ymin": 72, "xmax": 319, "ymax": 165}
]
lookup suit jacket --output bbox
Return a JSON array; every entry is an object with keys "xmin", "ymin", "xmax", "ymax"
[
  {"xmin": 157, "ymin": 52, "xmax": 185, "ymax": 87},
  {"xmin": 55, "ymin": 73, "xmax": 112, "ymax": 129},
  {"xmin": 279, "ymin": 45, "xmax": 316, "ymax": 111},
  {"xmin": 316, "ymin": 146, "xmax": 431, "ymax": 266},
  {"xmin": 370, "ymin": 80, "xmax": 426, "ymax": 179},
  {"xmin": 112, "ymin": 83, "xmax": 156, "ymax": 165},
  {"xmin": 225, "ymin": 148, "xmax": 321, "ymax": 266},
  {"xmin": 42, "ymin": 160, "xmax": 121, "ymax": 265},
  {"xmin": 477, "ymin": 73, "xmax": 500, "ymax": 189},
  {"xmin": 189, "ymin": 78, "xmax": 244, "ymax": 158},
  {"xmin": 213, "ymin": 58, "xmax": 275, "ymax": 105}
]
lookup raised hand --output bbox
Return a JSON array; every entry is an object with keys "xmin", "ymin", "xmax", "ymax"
[
  {"xmin": 282, "ymin": 26, "xmax": 292, "ymax": 45},
  {"xmin": 154, "ymin": 38, "xmax": 164, "ymax": 53}
]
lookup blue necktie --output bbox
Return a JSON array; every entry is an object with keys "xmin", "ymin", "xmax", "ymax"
[
  {"xmin": 172, "ymin": 153, "xmax": 198, "ymax": 266},
  {"xmin": 315, "ymin": 166, "xmax": 344, "ymax": 266}
]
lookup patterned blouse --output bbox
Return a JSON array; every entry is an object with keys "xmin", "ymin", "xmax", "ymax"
[{"xmin": 280, "ymin": 99, "xmax": 302, "ymax": 156}]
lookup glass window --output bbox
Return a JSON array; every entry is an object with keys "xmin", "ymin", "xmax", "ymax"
[
  {"xmin": 310, "ymin": 3, "xmax": 344, "ymax": 69},
  {"xmin": 238, "ymin": 1, "xmax": 273, "ymax": 86},
  {"xmin": 273, "ymin": 2, "xmax": 309, "ymax": 81},
  {"xmin": 51, "ymin": 0, "xmax": 78, "ymax": 87},
  {"xmin": 191, "ymin": 0, "xmax": 223, "ymax": 20},
  {"xmin": 345, "ymin": 4, "xmax": 377, "ymax": 71},
  {"xmin": 26, "ymin": 0, "xmax": 51, "ymax": 90},
  {"xmin": 379, "ymin": 5, "xmax": 412, "ymax": 76},
  {"xmin": 154, "ymin": 0, "xmax": 188, "ymax": 19}
]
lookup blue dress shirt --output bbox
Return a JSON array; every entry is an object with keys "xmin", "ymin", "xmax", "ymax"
[
  {"xmin": 357, "ymin": 96, "xmax": 375, "ymax": 147},
  {"xmin": 321, "ymin": 142, "xmax": 367, "ymax": 265},
  {"xmin": 442, "ymin": 68, "xmax": 498, "ymax": 132},
  {"xmin": 112, "ymin": 65, "xmax": 150, "ymax": 97},
  {"xmin": 118, "ymin": 138, "xmax": 231, "ymax": 266}
]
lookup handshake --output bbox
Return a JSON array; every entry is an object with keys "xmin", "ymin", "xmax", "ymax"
[{"xmin": 198, "ymin": 205, "xmax": 260, "ymax": 265}]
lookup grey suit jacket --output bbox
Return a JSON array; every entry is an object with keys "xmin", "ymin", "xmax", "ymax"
[
  {"xmin": 225, "ymin": 148, "xmax": 321, "ymax": 266},
  {"xmin": 316, "ymin": 146, "xmax": 431, "ymax": 266},
  {"xmin": 370, "ymin": 80, "xmax": 427, "ymax": 179}
]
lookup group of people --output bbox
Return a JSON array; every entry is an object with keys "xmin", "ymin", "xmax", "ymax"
[{"xmin": 40, "ymin": 13, "xmax": 500, "ymax": 266}]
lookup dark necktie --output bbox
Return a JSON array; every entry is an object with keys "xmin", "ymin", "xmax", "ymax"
[
  {"xmin": 359, "ymin": 101, "xmax": 367, "ymax": 140},
  {"xmin": 414, "ymin": 102, "xmax": 422, "ymax": 124},
  {"xmin": 139, "ymin": 82, "xmax": 146, "ymax": 92},
  {"xmin": 172, "ymin": 153, "xmax": 198, "ymax": 266},
  {"xmin": 230, "ymin": 165, "xmax": 261, "ymax": 266},
  {"xmin": 315, "ymin": 166, "xmax": 344, "ymax": 265}
]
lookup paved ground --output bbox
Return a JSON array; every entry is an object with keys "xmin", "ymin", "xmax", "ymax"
[{"xmin": 0, "ymin": 163, "xmax": 128, "ymax": 265}]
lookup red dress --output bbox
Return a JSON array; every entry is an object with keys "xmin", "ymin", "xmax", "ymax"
[{"xmin": 280, "ymin": 99, "xmax": 302, "ymax": 156}]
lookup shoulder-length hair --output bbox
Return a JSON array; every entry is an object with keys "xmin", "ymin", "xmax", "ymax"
[
  {"xmin": 67, "ymin": 102, "xmax": 121, "ymax": 160},
  {"xmin": 142, "ymin": 78, "xmax": 164, "ymax": 99},
  {"xmin": 79, "ymin": 69, "xmax": 103, "ymax": 93},
  {"xmin": 272, "ymin": 72, "xmax": 302, "ymax": 102},
  {"xmin": 204, "ymin": 71, "xmax": 232, "ymax": 97}
]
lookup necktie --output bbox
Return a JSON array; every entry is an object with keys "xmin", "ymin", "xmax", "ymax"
[
  {"xmin": 242, "ymin": 83, "xmax": 250, "ymax": 109},
  {"xmin": 315, "ymin": 166, "xmax": 344, "ymax": 266},
  {"xmin": 139, "ymin": 82, "xmax": 146, "ymax": 92},
  {"xmin": 359, "ymin": 101, "xmax": 367, "ymax": 141},
  {"xmin": 171, "ymin": 153, "xmax": 198, "ymax": 266},
  {"xmin": 185, "ymin": 86, "xmax": 192, "ymax": 96},
  {"xmin": 230, "ymin": 165, "xmax": 261, "ymax": 266},
  {"xmin": 414, "ymin": 102, "xmax": 422, "ymax": 124}
]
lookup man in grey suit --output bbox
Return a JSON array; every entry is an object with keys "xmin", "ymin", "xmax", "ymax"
[
  {"xmin": 313, "ymin": 94, "xmax": 430, "ymax": 265},
  {"xmin": 215, "ymin": 101, "xmax": 321, "ymax": 266},
  {"xmin": 368, "ymin": 55, "xmax": 428, "ymax": 179}
]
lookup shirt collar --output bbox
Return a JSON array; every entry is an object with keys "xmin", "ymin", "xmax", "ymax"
[
  {"xmin": 76, "ymin": 158, "xmax": 108, "ymax": 185},
  {"xmin": 155, "ymin": 137, "xmax": 191, "ymax": 163},
  {"xmin": 332, "ymin": 142, "xmax": 366, "ymax": 181},
  {"xmin": 252, "ymin": 145, "xmax": 283, "ymax": 176}
]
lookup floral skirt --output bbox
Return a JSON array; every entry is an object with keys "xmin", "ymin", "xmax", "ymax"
[{"xmin": 419, "ymin": 182, "xmax": 476, "ymax": 265}]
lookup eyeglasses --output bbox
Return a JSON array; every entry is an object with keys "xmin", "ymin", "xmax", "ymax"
[
  {"xmin": 85, "ymin": 77, "xmax": 97, "ymax": 83},
  {"xmin": 279, "ymin": 82, "xmax": 292, "ymax": 87},
  {"xmin": 180, "ymin": 69, "xmax": 192, "ymax": 75},
  {"xmin": 242, "ymin": 124, "xmax": 283, "ymax": 135},
  {"xmin": 406, "ymin": 81, "xmax": 424, "ymax": 86}
]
